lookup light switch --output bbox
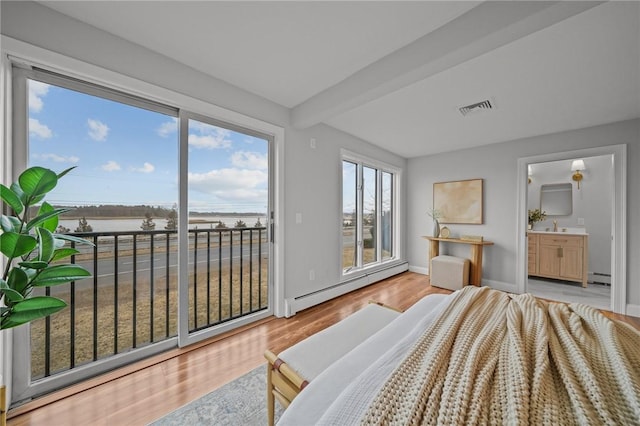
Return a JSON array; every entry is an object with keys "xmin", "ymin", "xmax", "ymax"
[
  {"xmin": 310, "ymin": 138, "xmax": 316, "ymax": 149},
  {"xmin": 296, "ymin": 213, "xmax": 302, "ymax": 224},
  {"xmin": 577, "ymin": 218, "xmax": 585, "ymax": 225}
]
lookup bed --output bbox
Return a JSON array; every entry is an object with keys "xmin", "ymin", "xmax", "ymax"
[{"xmin": 277, "ymin": 286, "xmax": 640, "ymax": 425}]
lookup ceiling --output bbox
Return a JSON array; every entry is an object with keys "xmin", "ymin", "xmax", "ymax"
[{"xmin": 39, "ymin": 1, "xmax": 640, "ymax": 158}]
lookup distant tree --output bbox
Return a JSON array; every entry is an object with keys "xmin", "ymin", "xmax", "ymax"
[
  {"xmin": 56, "ymin": 225, "xmax": 71, "ymax": 234},
  {"xmin": 165, "ymin": 205, "xmax": 178, "ymax": 230},
  {"xmin": 215, "ymin": 221, "xmax": 228, "ymax": 229},
  {"xmin": 141, "ymin": 213, "xmax": 156, "ymax": 231},
  {"xmin": 234, "ymin": 220, "xmax": 247, "ymax": 228},
  {"xmin": 74, "ymin": 217, "xmax": 93, "ymax": 232},
  {"xmin": 254, "ymin": 218, "xmax": 263, "ymax": 228}
]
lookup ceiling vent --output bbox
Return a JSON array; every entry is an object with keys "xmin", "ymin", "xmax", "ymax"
[{"xmin": 458, "ymin": 99, "xmax": 494, "ymax": 116}]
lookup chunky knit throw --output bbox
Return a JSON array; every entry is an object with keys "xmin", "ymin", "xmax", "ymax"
[{"xmin": 361, "ymin": 286, "xmax": 640, "ymax": 425}]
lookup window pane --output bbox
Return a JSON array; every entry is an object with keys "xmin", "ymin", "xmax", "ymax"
[
  {"xmin": 342, "ymin": 161, "xmax": 357, "ymax": 270},
  {"xmin": 187, "ymin": 118, "xmax": 269, "ymax": 331},
  {"xmin": 382, "ymin": 172, "xmax": 393, "ymax": 260},
  {"xmin": 26, "ymin": 78, "xmax": 179, "ymax": 377},
  {"xmin": 363, "ymin": 166, "xmax": 377, "ymax": 265}
]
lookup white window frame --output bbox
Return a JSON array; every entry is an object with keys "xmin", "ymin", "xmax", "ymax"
[{"xmin": 341, "ymin": 149, "xmax": 401, "ymax": 280}]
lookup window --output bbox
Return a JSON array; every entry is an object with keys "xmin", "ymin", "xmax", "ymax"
[{"xmin": 341, "ymin": 153, "xmax": 397, "ymax": 275}]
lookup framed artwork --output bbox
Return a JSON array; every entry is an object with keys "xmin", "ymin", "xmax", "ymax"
[{"xmin": 433, "ymin": 179, "xmax": 483, "ymax": 224}]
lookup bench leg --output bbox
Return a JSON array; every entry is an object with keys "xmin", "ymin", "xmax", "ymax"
[{"xmin": 266, "ymin": 364, "xmax": 275, "ymax": 426}]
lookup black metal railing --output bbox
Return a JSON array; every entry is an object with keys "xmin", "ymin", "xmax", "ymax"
[{"xmin": 31, "ymin": 227, "xmax": 268, "ymax": 380}]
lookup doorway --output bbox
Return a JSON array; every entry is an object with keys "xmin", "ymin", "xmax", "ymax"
[
  {"xmin": 525, "ymin": 156, "xmax": 612, "ymax": 310},
  {"xmin": 516, "ymin": 145, "xmax": 627, "ymax": 314}
]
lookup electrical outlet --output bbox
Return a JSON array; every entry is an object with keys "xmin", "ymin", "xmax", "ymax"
[
  {"xmin": 578, "ymin": 218, "xmax": 585, "ymax": 226},
  {"xmin": 309, "ymin": 269, "xmax": 315, "ymax": 281},
  {"xmin": 296, "ymin": 213, "xmax": 302, "ymax": 224}
]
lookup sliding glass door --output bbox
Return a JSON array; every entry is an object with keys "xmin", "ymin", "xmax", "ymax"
[{"xmin": 10, "ymin": 66, "xmax": 273, "ymax": 401}]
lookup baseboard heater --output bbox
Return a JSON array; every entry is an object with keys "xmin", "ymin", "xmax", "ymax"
[
  {"xmin": 588, "ymin": 272, "xmax": 611, "ymax": 286},
  {"xmin": 284, "ymin": 262, "xmax": 409, "ymax": 317}
]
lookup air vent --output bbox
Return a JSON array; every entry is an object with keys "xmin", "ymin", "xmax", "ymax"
[{"xmin": 458, "ymin": 99, "xmax": 494, "ymax": 116}]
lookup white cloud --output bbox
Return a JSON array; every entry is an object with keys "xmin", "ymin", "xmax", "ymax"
[
  {"xmin": 33, "ymin": 153, "xmax": 79, "ymax": 163},
  {"xmin": 188, "ymin": 122, "xmax": 232, "ymax": 149},
  {"xmin": 132, "ymin": 162, "xmax": 155, "ymax": 173},
  {"xmin": 231, "ymin": 151, "xmax": 268, "ymax": 170},
  {"xmin": 28, "ymin": 81, "xmax": 50, "ymax": 113},
  {"xmin": 88, "ymin": 119, "xmax": 109, "ymax": 141},
  {"xmin": 189, "ymin": 134, "xmax": 232, "ymax": 149},
  {"xmin": 29, "ymin": 118, "xmax": 53, "ymax": 139},
  {"xmin": 102, "ymin": 161, "xmax": 121, "ymax": 172},
  {"xmin": 157, "ymin": 118, "xmax": 178, "ymax": 137},
  {"xmin": 188, "ymin": 168, "xmax": 267, "ymax": 194}
]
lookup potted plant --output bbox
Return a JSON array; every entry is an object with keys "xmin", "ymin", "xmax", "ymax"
[
  {"xmin": 1, "ymin": 166, "xmax": 92, "ymax": 330},
  {"xmin": 527, "ymin": 208, "xmax": 547, "ymax": 230}
]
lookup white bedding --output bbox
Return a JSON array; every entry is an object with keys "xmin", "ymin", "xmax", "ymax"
[{"xmin": 277, "ymin": 292, "xmax": 455, "ymax": 425}]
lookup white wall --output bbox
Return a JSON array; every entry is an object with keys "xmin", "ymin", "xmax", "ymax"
[
  {"xmin": 0, "ymin": 0, "xmax": 407, "ymax": 304},
  {"xmin": 527, "ymin": 155, "xmax": 613, "ymax": 276},
  {"xmin": 407, "ymin": 119, "xmax": 640, "ymax": 306}
]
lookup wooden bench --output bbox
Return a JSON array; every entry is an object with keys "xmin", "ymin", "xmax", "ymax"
[{"xmin": 264, "ymin": 301, "xmax": 401, "ymax": 426}]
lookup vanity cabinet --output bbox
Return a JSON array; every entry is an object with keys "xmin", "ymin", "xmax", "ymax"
[{"xmin": 527, "ymin": 233, "xmax": 588, "ymax": 287}]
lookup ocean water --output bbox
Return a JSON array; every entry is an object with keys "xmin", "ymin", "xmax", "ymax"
[{"xmin": 58, "ymin": 215, "xmax": 266, "ymax": 232}]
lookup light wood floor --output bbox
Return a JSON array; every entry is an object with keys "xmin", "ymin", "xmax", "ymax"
[{"xmin": 7, "ymin": 272, "xmax": 640, "ymax": 425}]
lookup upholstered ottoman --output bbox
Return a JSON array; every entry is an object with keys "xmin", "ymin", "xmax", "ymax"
[
  {"xmin": 264, "ymin": 301, "xmax": 401, "ymax": 426},
  {"xmin": 430, "ymin": 255, "xmax": 470, "ymax": 291}
]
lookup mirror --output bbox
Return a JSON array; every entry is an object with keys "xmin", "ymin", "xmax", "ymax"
[{"xmin": 540, "ymin": 183, "xmax": 572, "ymax": 215}]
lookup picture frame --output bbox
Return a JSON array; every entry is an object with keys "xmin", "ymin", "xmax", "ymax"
[{"xmin": 433, "ymin": 179, "xmax": 483, "ymax": 224}]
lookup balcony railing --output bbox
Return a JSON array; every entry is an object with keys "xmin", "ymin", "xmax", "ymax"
[{"xmin": 30, "ymin": 227, "xmax": 268, "ymax": 380}]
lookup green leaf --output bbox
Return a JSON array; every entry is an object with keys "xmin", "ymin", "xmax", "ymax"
[
  {"xmin": 7, "ymin": 267, "xmax": 29, "ymax": 294},
  {"xmin": 1, "ymin": 215, "xmax": 21, "ymax": 232},
  {"xmin": 0, "ymin": 232, "xmax": 37, "ymax": 259},
  {"xmin": 54, "ymin": 233, "xmax": 95, "ymax": 247},
  {"xmin": 32, "ymin": 265, "xmax": 91, "ymax": 286},
  {"xmin": 0, "ymin": 296, "xmax": 67, "ymax": 329},
  {"xmin": 37, "ymin": 202, "xmax": 58, "ymax": 233},
  {"xmin": 0, "ymin": 183, "xmax": 23, "ymax": 214},
  {"xmin": 51, "ymin": 247, "xmax": 80, "ymax": 262},
  {"xmin": 10, "ymin": 182, "xmax": 26, "ymax": 205},
  {"xmin": 26, "ymin": 208, "xmax": 70, "ymax": 231},
  {"xmin": 0, "ymin": 280, "xmax": 24, "ymax": 303},
  {"xmin": 18, "ymin": 261, "xmax": 49, "ymax": 269},
  {"xmin": 36, "ymin": 227, "xmax": 55, "ymax": 263},
  {"xmin": 18, "ymin": 167, "xmax": 58, "ymax": 199},
  {"xmin": 57, "ymin": 166, "xmax": 76, "ymax": 180}
]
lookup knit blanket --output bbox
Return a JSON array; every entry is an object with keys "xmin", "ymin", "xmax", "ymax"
[{"xmin": 361, "ymin": 286, "xmax": 640, "ymax": 425}]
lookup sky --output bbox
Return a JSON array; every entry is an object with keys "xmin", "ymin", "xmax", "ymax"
[{"xmin": 27, "ymin": 79, "xmax": 269, "ymax": 214}]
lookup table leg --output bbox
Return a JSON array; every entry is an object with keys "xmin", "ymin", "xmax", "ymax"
[
  {"xmin": 429, "ymin": 240, "xmax": 439, "ymax": 275},
  {"xmin": 469, "ymin": 245, "xmax": 483, "ymax": 286}
]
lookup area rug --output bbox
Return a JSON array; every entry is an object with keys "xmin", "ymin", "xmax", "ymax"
[{"xmin": 149, "ymin": 365, "xmax": 284, "ymax": 425}]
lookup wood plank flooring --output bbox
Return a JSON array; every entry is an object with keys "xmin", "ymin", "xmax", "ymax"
[{"xmin": 7, "ymin": 272, "xmax": 640, "ymax": 425}]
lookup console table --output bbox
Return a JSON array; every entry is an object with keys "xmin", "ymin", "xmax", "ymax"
[{"xmin": 423, "ymin": 236, "xmax": 494, "ymax": 286}]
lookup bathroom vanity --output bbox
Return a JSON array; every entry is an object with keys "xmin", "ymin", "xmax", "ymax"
[{"xmin": 527, "ymin": 231, "xmax": 588, "ymax": 287}]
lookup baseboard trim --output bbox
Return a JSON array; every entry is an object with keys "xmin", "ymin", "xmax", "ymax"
[
  {"xmin": 408, "ymin": 265, "xmax": 428, "ymax": 275},
  {"xmin": 482, "ymin": 279, "xmax": 517, "ymax": 293},
  {"xmin": 626, "ymin": 304, "xmax": 640, "ymax": 318}
]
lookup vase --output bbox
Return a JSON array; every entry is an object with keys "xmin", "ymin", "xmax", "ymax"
[{"xmin": 433, "ymin": 219, "xmax": 440, "ymax": 237}]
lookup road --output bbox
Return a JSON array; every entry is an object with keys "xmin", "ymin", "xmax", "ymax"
[{"xmin": 47, "ymin": 241, "xmax": 269, "ymax": 295}]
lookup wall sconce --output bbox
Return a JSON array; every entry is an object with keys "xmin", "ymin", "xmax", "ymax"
[
  {"xmin": 528, "ymin": 164, "xmax": 532, "ymax": 184},
  {"xmin": 571, "ymin": 159, "xmax": 585, "ymax": 189}
]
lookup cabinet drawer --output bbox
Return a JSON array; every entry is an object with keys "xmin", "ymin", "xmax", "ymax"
[{"xmin": 539, "ymin": 234, "xmax": 583, "ymax": 248}]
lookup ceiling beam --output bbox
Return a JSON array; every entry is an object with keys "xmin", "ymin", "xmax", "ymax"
[{"xmin": 290, "ymin": 1, "xmax": 603, "ymax": 129}]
